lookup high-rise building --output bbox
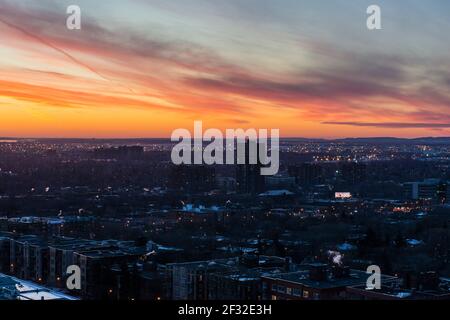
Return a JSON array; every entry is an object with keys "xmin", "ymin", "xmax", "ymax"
[
  {"xmin": 288, "ymin": 163, "xmax": 323, "ymax": 186},
  {"xmin": 236, "ymin": 140, "xmax": 265, "ymax": 194},
  {"xmin": 341, "ymin": 162, "xmax": 367, "ymax": 185}
]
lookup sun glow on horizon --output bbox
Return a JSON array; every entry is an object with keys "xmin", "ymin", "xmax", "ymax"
[{"xmin": 1, "ymin": 0, "xmax": 450, "ymax": 138}]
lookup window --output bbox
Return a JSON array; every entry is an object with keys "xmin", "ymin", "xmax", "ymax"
[
  {"xmin": 303, "ymin": 290, "xmax": 310, "ymax": 299},
  {"xmin": 293, "ymin": 288, "xmax": 302, "ymax": 297},
  {"xmin": 277, "ymin": 285, "xmax": 286, "ymax": 293},
  {"xmin": 286, "ymin": 287, "xmax": 292, "ymax": 295}
]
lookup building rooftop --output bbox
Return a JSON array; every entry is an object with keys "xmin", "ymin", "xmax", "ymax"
[
  {"xmin": 0, "ymin": 273, "xmax": 78, "ymax": 300},
  {"xmin": 262, "ymin": 266, "xmax": 398, "ymax": 290}
]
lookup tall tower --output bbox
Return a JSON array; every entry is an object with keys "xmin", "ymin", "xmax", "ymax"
[{"xmin": 236, "ymin": 140, "xmax": 265, "ymax": 194}]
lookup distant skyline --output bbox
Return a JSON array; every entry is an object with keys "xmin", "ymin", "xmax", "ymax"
[{"xmin": 1, "ymin": 0, "xmax": 450, "ymax": 138}]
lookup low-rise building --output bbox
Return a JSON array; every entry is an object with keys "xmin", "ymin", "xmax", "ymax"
[{"xmin": 261, "ymin": 263, "xmax": 399, "ymax": 300}]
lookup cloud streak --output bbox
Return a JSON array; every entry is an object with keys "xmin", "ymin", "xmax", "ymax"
[{"xmin": 322, "ymin": 122, "xmax": 450, "ymax": 129}]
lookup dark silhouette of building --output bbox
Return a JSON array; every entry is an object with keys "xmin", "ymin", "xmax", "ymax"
[
  {"xmin": 288, "ymin": 163, "xmax": 323, "ymax": 186},
  {"xmin": 341, "ymin": 162, "xmax": 367, "ymax": 185},
  {"xmin": 168, "ymin": 165, "xmax": 216, "ymax": 193},
  {"xmin": 236, "ymin": 140, "xmax": 265, "ymax": 194}
]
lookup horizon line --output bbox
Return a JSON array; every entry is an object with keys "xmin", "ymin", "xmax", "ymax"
[{"xmin": 2, "ymin": 136, "xmax": 450, "ymax": 141}]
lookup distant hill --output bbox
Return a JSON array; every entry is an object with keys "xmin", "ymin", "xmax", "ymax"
[
  {"xmin": 2, "ymin": 136, "xmax": 450, "ymax": 145},
  {"xmin": 333, "ymin": 137, "xmax": 450, "ymax": 144}
]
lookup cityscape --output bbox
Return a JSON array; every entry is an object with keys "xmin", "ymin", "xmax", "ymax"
[
  {"xmin": 1, "ymin": 137, "xmax": 450, "ymax": 301},
  {"xmin": 1, "ymin": 0, "xmax": 450, "ymax": 311}
]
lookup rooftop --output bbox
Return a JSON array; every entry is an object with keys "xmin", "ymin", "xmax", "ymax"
[
  {"xmin": 262, "ymin": 266, "xmax": 398, "ymax": 290},
  {"xmin": 0, "ymin": 273, "xmax": 78, "ymax": 300}
]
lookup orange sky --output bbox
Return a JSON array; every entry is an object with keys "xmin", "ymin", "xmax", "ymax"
[{"xmin": 1, "ymin": 0, "xmax": 450, "ymax": 138}]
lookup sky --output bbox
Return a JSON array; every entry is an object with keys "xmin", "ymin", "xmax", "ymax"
[{"xmin": 0, "ymin": 0, "xmax": 450, "ymax": 138}]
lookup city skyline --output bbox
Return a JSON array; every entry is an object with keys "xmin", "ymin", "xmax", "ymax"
[{"xmin": 1, "ymin": 0, "xmax": 450, "ymax": 138}]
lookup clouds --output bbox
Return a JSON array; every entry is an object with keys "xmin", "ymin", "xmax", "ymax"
[
  {"xmin": 0, "ymin": 0, "xmax": 450, "ymax": 137},
  {"xmin": 184, "ymin": 50, "xmax": 450, "ymax": 123},
  {"xmin": 0, "ymin": 0, "xmax": 248, "ymax": 115},
  {"xmin": 0, "ymin": 0, "xmax": 235, "ymax": 74},
  {"xmin": 322, "ymin": 122, "xmax": 450, "ymax": 129}
]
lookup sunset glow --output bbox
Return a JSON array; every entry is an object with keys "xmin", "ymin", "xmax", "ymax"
[{"xmin": 1, "ymin": 0, "xmax": 450, "ymax": 138}]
